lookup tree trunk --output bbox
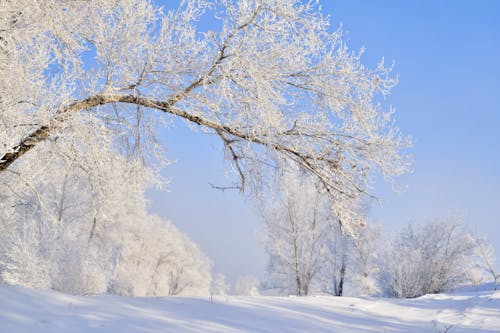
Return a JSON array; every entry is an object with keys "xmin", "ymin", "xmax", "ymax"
[{"xmin": 337, "ymin": 255, "xmax": 346, "ymax": 296}]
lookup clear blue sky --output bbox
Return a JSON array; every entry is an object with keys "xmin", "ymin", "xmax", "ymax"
[{"xmin": 148, "ymin": 0, "xmax": 500, "ymax": 283}]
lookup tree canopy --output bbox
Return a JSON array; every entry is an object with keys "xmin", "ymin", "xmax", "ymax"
[{"xmin": 0, "ymin": 0, "xmax": 410, "ymax": 231}]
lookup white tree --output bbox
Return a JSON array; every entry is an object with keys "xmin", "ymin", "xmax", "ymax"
[
  {"xmin": 263, "ymin": 164, "xmax": 382, "ymax": 296},
  {"xmin": 263, "ymin": 167, "xmax": 332, "ymax": 295},
  {"xmin": 317, "ymin": 221, "xmax": 349, "ymax": 296},
  {"xmin": 348, "ymin": 223, "xmax": 382, "ymax": 296},
  {"xmin": 0, "ymin": 112, "xmax": 149, "ymax": 293},
  {"xmin": 210, "ymin": 273, "xmax": 230, "ymax": 302},
  {"xmin": 318, "ymin": 221, "xmax": 381, "ymax": 297},
  {"xmin": 380, "ymin": 216, "xmax": 476, "ymax": 298},
  {"xmin": 109, "ymin": 216, "xmax": 212, "ymax": 297},
  {"xmin": 472, "ymin": 237, "xmax": 498, "ymax": 290},
  {"xmin": 234, "ymin": 275, "xmax": 260, "ymax": 296},
  {"xmin": 0, "ymin": 214, "xmax": 52, "ymax": 289},
  {"xmin": 0, "ymin": 131, "xmax": 212, "ymax": 296},
  {"xmin": 0, "ymin": 0, "xmax": 410, "ymax": 234}
]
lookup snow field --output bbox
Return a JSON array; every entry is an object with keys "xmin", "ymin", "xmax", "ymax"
[{"xmin": 1, "ymin": 285, "xmax": 499, "ymax": 333}]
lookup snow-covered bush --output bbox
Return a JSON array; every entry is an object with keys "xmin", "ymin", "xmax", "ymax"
[
  {"xmin": 380, "ymin": 217, "xmax": 476, "ymax": 298},
  {"xmin": 0, "ymin": 197, "xmax": 212, "ymax": 297}
]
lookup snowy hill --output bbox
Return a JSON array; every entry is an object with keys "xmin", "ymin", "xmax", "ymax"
[{"xmin": 0, "ymin": 285, "xmax": 499, "ymax": 333}]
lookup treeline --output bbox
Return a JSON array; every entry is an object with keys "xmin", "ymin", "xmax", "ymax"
[{"xmin": 260, "ymin": 169, "xmax": 498, "ymax": 298}]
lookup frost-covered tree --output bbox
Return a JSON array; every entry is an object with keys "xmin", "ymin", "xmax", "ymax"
[
  {"xmin": 0, "ymin": 175, "xmax": 212, "ymax": 296},
  {"xmin": 263, "ymin": 167, "xmax": 332, "ymax": 295},
  {"xmin": 0, "ymin": 212, "xmax": 52, "ymax": 289},
  {"xmin": 109, "ymin": 216, "xmax": 212, "ymax": 297},
  {"xmin": 380, "ymin": 216, "xmax": 476, "ymax": 298},
  {"xmin": 0, "ymin": 130, "xmax": 211, "ymax": 296},
  {"xmin": 0, "ymin": 0, "xmax": 410, "ymax": 233},
  {"xmin": 210, "ymin": 273, "xmax": 230, "ymax": 300},
  {"xmin": 318, "ymin": 221, "xmax": 381, "ymax": 296},
  {"xmin": 348, "ymin": 223, "xmax": 382, "ymax": 296},
  {"xmin": 472, "ymin": 237, "xmax": 498, "ymax": 290},
  {"xmin": 317, "ymin": 221, "xmax": 349, "ymax": 296},
  {"xmin": 234, "ymin": 275, "xmax": 260, "ymax": 296},
  {"xmin": 263, "ymin": 165, "xmax": 381, "ymax": 296}
]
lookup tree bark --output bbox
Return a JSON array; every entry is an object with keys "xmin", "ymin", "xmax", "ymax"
[{"xmin": 338, "ymin": 254, "xmax": 346, "ymax": 296}]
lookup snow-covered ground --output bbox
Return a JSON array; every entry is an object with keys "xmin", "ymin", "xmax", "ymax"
[{"xmin": 1, "ymin": 285, "xmax": 499, "ymax": 333}]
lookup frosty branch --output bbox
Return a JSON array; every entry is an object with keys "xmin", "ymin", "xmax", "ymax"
[
  {"xmin": 0, "ymin": 0, "xmax": 411, "ymax": 230},
  {"xmin": 1, "ymin": 91, "xmax": 370, "ymax": 196}
]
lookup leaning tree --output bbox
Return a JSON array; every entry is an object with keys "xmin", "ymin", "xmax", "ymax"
[{"xmin": 0, "ymin": 0, "xmax": 410, "ymax": 232}]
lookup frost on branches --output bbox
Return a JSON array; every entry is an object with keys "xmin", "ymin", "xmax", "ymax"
[
  {"xmin": 0, "ymin": 131, "xmax": 212, "ymax": 295},
  {"xmin": 262, "ymin": 166, "xmax": 380, "ymax": 296},
  {"xmin": 380, "ymin": 217, "xmax": 477, "ymax": 298},
  {"xmin": 0, "ymin": 0, "xmax": 410, "ymax": 233}
]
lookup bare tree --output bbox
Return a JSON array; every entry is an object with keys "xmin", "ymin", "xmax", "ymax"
[{"xmin": 0, "ymin": 0, "xmax": 410, "ymax": 232}]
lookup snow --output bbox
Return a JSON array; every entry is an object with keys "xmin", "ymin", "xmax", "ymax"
[{"xmin": 1, "ymin": 285, "xmax": 499, "ymax": 333}]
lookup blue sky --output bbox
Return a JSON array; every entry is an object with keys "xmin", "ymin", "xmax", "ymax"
[{"xmin": 149, "ymin": 0, "xmax": 500, "ymax": 283}]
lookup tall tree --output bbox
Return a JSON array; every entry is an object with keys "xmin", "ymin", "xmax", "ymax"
[
  {"xmin": 263, "ymin": 168, "xmax": 332, "ymax": 295},
  {"xmin": 263, "ymin": 166, "xmax": 381, "ymax": 296},
  {"xmin": 0, "ymin": 0, "xmax": 410, "ymax": 232}
]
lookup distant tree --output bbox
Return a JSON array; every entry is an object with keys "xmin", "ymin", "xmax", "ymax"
[
  {"xmin": 234, "ymin": 275, "xmax": 260, "ymax": 296},
  {"xmin": 0, "ymin": 212, "xmax": 52, "ymax": 290},
  {"xmin": 317, "ymin": 221, "xmax": 349, "ymax": 296},
  {"xmin": 380, "ymin": 216, "xmax": 476, "ymax": 298},
  {"xmin": 110, "ymin": 216, "xmax": 212, "ymax": 297},
  {"xmin": 472, "ymin": 237, "xmax": 498, "ymax": 290},
  {"xmin": 0, "ymin": 0, "xmax": 410, "ymax": 234},
  {"xmin": 263, "ymin": 165, "xmax": 382, "ymax": 296},
  {"xmin": 318, "ymin": 222, "xmax": 381, "ymax": 296},
  {"xmin": 348, "ymin": 223, "xmax": 382, "ymax": 296},
  {"xmin": 263, "ymin": 168, "xmax": 332, "ymax": 296},
  {"xmin": 210, "ymin": 273, "xmax": 230, "ymax": 302}
]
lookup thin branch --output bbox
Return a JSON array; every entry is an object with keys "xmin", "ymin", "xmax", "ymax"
[
  {"xmin": 216, "ymin": 128, "xmax": 245, "ymax": 192},
  {"xmin": 0, "ymin": 93, "xmax": 355, "ymax": 199}
]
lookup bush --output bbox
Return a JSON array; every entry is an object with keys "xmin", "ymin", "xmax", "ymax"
[{"xmin": 381, "ymin": 217, "xmax": 475, "ymax": 298}]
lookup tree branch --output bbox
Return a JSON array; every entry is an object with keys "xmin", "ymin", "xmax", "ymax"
[{"xmin": 0, "ymin": 92, "xmax": 354, "ymax": 199}]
